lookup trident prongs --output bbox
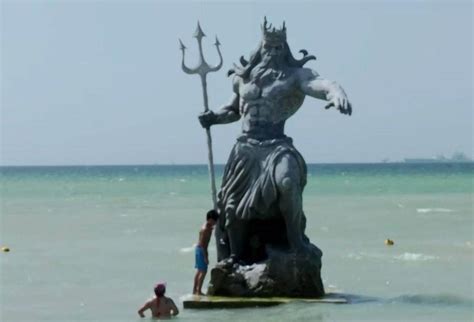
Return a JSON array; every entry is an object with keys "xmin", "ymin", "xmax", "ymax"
[
  {"xmin": 194, "ymin": 21, "xmax": 206, "ymax": 39},
  {"xmin": 178, "ymin": 39, "xmax": 186, "ymax": 51},
  {"xmin": 179, "ymin": 38, "xmax": 193, "ymax": 74},
  {"xmin": 179, "ymin": 22, "xmax": 224, "ymax": 210},
  {"xmin": 180, "ymin": 22, "xmax": 223, "ymax": 78},
  {"xmin": 209, "ymin": 36, "xmax": 223, "ymax": 72}
]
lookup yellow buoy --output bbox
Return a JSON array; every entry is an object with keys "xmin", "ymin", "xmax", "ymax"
[
  {"xmin": 384, "ymin": 239, "xmax": 394, "ymax": 246},
  {"xmin": 1, "ymin": 246, "xmax": 10, "ymax": 252}
]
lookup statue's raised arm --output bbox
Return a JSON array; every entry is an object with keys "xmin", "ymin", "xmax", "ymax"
[{"xmin": 298, "ymin": 68, "xmax": 352, "ymax": 115}]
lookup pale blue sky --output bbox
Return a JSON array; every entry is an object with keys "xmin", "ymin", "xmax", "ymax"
[{"xmin": 1, "ymin": 0, "xmax": 472, "ymax": 165}]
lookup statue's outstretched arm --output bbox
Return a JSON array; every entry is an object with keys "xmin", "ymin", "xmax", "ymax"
[
  {"xmin": 298, "ymin": 68, "xmax": 352, "ymax": 115},
  {"xmin": 198, "ymin": 93, "xmax": 241, "ymax": 128}
]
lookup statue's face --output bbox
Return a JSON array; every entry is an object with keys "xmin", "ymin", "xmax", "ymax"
[{"xmin": 261, "ymin": 39, "xmax": 285, "ymax": 61}]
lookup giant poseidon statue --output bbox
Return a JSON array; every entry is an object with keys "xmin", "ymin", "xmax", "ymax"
[{"xmin": 199, "ymin": 18, "xmax": 352, "ymax": 296}]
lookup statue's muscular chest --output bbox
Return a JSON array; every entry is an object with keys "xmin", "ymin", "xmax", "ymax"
[{"xmin": 238, "ymin": 72, "xmax": 305, "ymax": 123}]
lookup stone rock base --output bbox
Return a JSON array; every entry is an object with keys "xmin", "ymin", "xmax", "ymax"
[
  {"xmin": 182, "ymin": 293, "xmax": 348, "ymax": 309},
  {"xmin": 207, "ymin": 244, "xmax": 324, "ymax": 298}
]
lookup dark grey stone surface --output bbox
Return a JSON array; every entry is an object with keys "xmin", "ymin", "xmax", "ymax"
[{"xmin": 208, "ymin": 244, "xmax": 324, "ymax": 297}]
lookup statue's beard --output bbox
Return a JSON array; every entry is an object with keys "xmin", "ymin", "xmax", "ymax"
[
  {"xmin": 261, "ymin": 53, "xmax": 283, "ymax": 68},
  {"xmin": 252, "ymin": 55, "xmax": 286, "ymax": 84}
]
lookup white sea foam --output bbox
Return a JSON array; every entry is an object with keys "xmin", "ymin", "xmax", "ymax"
[
  {"xmin": 179, "ymin": 245, "xmax": 196, "ymax": 253},
  {"xmin": 346, "ymin": 252, "xmax": 439, "ymax": 262},
  {"xmin": 394, "ymin": 253, "xmax": 438, "ymax": 261},
  {"xmin": 347, "ymin": 253, "xmax": 363, "ymax": 260},
  {"xmin": 326, "ymin": 284, "xmax": 341, "ymax": 292},
  {"xmin": 416, "ymin": 208, "xmax": 454, "ymax": 213}
]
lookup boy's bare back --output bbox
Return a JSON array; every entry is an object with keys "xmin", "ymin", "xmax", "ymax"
[
  {"xmin": 198, "ymin": 223, "xmax": 213, "ymax": 249},
  {"xmin": 139, "ymin": 296, "xmax": 179, "ymax": 319}
]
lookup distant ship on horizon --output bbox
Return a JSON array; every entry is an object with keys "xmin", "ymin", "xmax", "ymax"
[{"xmin": 404, "ymin": 152, "xmax": 472, "ymax": 163}]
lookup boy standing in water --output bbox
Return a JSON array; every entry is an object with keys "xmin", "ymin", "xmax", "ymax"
[
  {"xmin": 138, "ymin": 283, "xmax": 179, "ymax": 319},
  {"xmin": 193, "ymin": 209, "xmax": 219, "ymax": 295}
]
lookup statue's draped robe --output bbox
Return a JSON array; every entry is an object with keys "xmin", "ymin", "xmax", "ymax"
[{"xmin": 217, "ymin": 134, "xmax": 307, "ymax": 228}]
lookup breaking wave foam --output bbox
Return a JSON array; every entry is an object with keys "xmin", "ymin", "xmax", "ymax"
[
  {"xmin": 179, "ymin": 245, "xmax": 195, "ymax": 253},
  {"xmin": 394, "ymin": 252, "xmax": 438, "ymax": 261},
  {"xmin": 416, "ymin": 208, "xmax": 454, "ymax": 214},
  {"xmin": 346, "ymin": 252, "xmax": 439, "ymax": 262}
]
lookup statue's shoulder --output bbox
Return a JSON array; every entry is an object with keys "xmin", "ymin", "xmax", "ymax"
[
  {"xmin": 231, "ymin": 74, "xmax": 242, "ymax": 93},
  {"xmin": 296, "ymin": 67, "xmax": 320, "ymax": 82}
]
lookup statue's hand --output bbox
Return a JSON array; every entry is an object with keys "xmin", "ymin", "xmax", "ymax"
[
  {"xmin": 325, "ymin": 89, "xmax": 352, "ymax": 116},
  {"xmin": 198, "ymin": 110, "xmax": 216, "ymax": 128}
]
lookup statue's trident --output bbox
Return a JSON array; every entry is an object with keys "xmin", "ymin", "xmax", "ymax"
[{"xmin": 179, "ymin": 22, "xmax": 223, "ymax": 209}]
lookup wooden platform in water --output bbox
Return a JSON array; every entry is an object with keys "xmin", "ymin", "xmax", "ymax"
[{"xmin": 182, "ymin": 293, "xmax": 349, "ymax": 309}]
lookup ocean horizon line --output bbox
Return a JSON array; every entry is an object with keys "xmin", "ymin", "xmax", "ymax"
[{"xmin": 1, "ymin": 161, "xmax": 473, "ymax": 168}]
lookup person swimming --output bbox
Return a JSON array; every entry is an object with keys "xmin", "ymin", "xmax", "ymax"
[{"xmin": 138, "ymin": 283, "xmax": 179, "ymax": 319}]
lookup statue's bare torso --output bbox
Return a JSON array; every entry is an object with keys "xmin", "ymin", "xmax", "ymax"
[{"xmin": 237, "ymin": 67, "xmax": 305, "ymax": 140}]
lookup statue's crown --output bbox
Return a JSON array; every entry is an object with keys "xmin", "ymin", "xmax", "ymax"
[{"xmin": 261, "ymin": 17, "xmax": 286, "ymax": 43}]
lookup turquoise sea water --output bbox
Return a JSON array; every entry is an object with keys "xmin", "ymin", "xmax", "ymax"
[{"xmin": 1, "ymin": 163, "xmax": 473, "ymax": 321}]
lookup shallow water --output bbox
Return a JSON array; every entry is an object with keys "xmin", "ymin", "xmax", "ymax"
[{"xmin": 1, "ymin": 163, "xmax": 473, "ymax": 321}]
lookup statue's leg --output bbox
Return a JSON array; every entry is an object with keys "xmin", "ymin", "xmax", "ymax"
[
  {"xmin": 227, "ymin": 219, "xmax": 247, "ymax": 260},
  {"xmin": 215, "ymin": 222, "xmax": 230, "ymax": 262},
  {"xmin": 275, "ymin": 154, "xmax": 306, "ymax": 251}
]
